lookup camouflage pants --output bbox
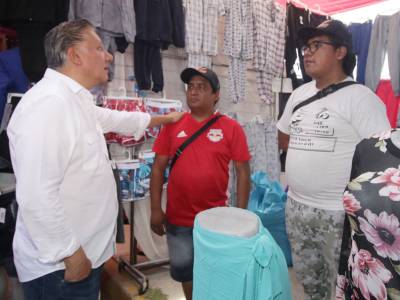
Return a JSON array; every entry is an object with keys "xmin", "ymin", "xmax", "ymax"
[{"xmin": 286, "ymin": 197, "xmax": 345, "ymax": 300}]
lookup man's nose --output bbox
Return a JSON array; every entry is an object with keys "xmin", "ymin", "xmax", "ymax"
[{"xmin": 106, "ymin": 52, "xmax": 113, "ymax": 63}]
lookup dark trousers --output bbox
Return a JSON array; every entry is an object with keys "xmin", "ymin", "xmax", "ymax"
[
  {"xmin": 134, "ymin": 38, "xmax": 164, "ymax": 92},
  {"xmin": 21, "ymin": 265, "xmax": 103, "ymax": 300}
]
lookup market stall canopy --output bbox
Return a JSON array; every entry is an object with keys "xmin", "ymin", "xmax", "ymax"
[{"xmin": 276, "ymin": 0, "xmax": 387, "ymax": 15}]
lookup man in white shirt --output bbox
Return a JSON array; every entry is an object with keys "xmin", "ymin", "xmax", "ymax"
[
  {"xmin": 7, "ymin": 19, "xmax": 183, "ymax": 300},
  {"xmin": 277, "ymin": 20, "xmax": 390, "ymax": 299}
]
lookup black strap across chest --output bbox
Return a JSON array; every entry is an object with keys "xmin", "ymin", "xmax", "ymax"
[{"xmin": 292, "ymin": 81, "xmax": 358, "ymax": 114}]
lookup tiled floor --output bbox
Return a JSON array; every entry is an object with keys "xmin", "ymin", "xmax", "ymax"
[{"xmin": 142, "ymin": 265, "xmax": 304, "ymax": 300}]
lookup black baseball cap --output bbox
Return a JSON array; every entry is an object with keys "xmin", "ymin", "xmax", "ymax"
[
  {"xmin": 181, "ymin": 67, "xmax": 220, "ymax": 92},
  {"xmin": 298, "ymin": 19, "xmax": 356, "ymax": 76},
  {"xmin": 298, "ymin": 19, "xmax": 352, "ymax": 49}
]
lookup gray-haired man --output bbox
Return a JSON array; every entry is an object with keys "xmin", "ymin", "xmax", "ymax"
[{"xmin": 7, "ymin": 19, "xmax": 182, "ymax": 300}]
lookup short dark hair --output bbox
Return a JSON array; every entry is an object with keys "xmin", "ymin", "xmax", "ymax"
[
  {"xmin": 326, "ymin": 35, "xmax": 356, "ymax": 77},
  {"xmin": 44, "ymin": 19, "xmax": 94, "ymax": 69}
]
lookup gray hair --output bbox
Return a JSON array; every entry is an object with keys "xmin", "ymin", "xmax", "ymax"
[{"xmin": 44, "ymin": 19, "xmax": 94, "ymax": 69}]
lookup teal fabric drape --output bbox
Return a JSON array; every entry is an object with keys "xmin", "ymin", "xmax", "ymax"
[{"xmin": 193, "ymin": 216, "xmax": 292, "ymax": 300}]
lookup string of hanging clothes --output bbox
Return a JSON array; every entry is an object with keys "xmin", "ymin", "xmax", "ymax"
[{"xmin": 348, "ymin": 10, "xmax": 400, "ymax": 128}]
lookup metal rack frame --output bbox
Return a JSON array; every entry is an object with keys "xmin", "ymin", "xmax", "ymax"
[{"xmin": 117, "ymin": 200, "xmax": 169, "ymax": 295}]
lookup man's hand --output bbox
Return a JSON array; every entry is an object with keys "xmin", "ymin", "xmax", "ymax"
[
  {"xmin": 166, "ymin": 111, "xmax": 184, "ymax": 123},
  {"xmin": 63, "ymin": 247, "xmax": 92, "ymax": 282},
  {"xmin": 148, "ymin": 112, "xmax": 185, "ymax": 128},
  {"xmin": 150, "ymin": 209, "xmax": 166, "ymax": 236}
]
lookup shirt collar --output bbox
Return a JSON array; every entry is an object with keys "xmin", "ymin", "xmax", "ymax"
[{"xmin": 44, "ymin": 68, "xmax": 93, "ymax": 99}]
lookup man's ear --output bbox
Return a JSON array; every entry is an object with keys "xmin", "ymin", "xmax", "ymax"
[
  {"xmin": 213, "ymin": 90, "xmax": 220, "ymax": 105},
  {"xmin": 66, "ymin": 46, "xmax": 83, "ymax": 66},
  {"xmin": 336, "ymin": 46, "xmax": 347, "ymax": 61}
]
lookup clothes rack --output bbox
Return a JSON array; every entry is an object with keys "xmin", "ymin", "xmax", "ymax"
[{"xmin": 108, "ymin": 95, "xmax": 181, "ymax": 294}]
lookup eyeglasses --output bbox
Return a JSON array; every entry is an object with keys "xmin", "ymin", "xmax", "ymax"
[{"xmin": 301, "ymin": 41, "xmax": 338, "ymax": 55}]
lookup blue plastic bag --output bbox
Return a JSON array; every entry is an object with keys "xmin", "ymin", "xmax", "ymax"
[{"xmin": 248, "ymin": 172, "xmax": 293, "ymax": 266}]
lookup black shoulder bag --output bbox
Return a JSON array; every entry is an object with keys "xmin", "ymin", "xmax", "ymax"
[
  {"xmin": 292, "ymin": 81, "xmax": 358, "ymax": 114},
  {"xmin": 169, "ymin": 114, "xmax": 223, "ymax": 171}
]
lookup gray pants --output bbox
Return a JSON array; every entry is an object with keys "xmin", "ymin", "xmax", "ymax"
[
  {"xmin": 365, "ymin": 12, "xmax": 400, "ymax": 95},
  {"xmin": 286, "ymin": 197, "xmax": 345, "ymax": 300}
]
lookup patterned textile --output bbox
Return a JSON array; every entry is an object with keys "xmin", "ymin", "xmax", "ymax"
[
  {"xmin": 287, "ymin": 197, "xmax": 344, "ymax": 300},
  {"xmin": 228, "ymin": 58, "xmax": 247, "ymax": 103},
  {"xmin": 224, "ymin": 0, "xmax": 253, "ymax": 103},
  {"xmin": 229, "ymin": 117, "xmax": 280, "ymax": 206},
  {"xmin": 187, "ymin": 53, "xmax": 212, "ymax": 68},
  {"xmin": 103, "ymin": 97, "xmax": 147, "ymax": 146},
  {"xmin": 256, "ymin": 71, "xmax": 274, "ymax": 104},
  {"xmin": 223, "ymin": 0, "xmax": 253, "ymax": 59},
  {"xmin": 252, "ymin": 0, "xmax": 286, "ymax": 104},
  {"xmin": 337, "ymin": 129, "xmax": 400, "ymax": 299},
  {"xmin": 144, "ymin": 98, "xmax": 182, "ymax": 138},
  {"xmin": 183, "ymin": 0, "xmax": 225, "ymax": 67},
  {"xmin": 244, "ymin": 118, "xmax": 281, "ymax": 181}
]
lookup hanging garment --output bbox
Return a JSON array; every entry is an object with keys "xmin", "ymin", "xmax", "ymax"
[
  {"xmin": 144, "ymin": 98, "xmax": 182, "ymax": 138},
  {"xmin": 133, "ymin": 189, "xmax": 169, "ymax": 260},
  {"xmin": 227, "ymin": 58, "xmax": 247, "ymax": 103},
  {"xmin": 256, "ymin": 71, "xmax": 275, "ymax": 105},
  {"xmin": 69, "ymin": 0, "xmax": 135, "ymax": 43},
  {"xmin": 349, "ymin": 21, "xmax": 372, "ymax": 84},
  {"xmin": 69, "ymin": 0, "xmax": 136, "ymax": 82},
  {"xmin": 187, "ymin": 53, "xmax": 212, "ymax": 69},
  {"xmin": 365, "ymin": 12, "xmax": 400, "ymax": 95},
  {"xmin": 183, "ymin": 0, "xmax": 225, "ymax": 67},
  {"xmin": 285, "ymin": 3, "xmax": 328, "ymax": 88},
  {"xmin": 224, "ymin": 0, "xmax": 253, "ymax": 103},
  {"xmin": 375, "ymin": 80, "xmax": 400, "ymax": 128},
  {"xmin": 103, "ymin": 97, "xmax": 147, "ymax": 146},
  {"xmin": 168, "ymin": 0, "xmax": 186, "ymax": 48},
  {"xmin": 134, "ymin": 38, "xmax": 164, "ymax": 92},
  {"xmin": 193, "ymin": 214, "xmax": 291, "ymax": 300},
  {"xmin": 133, "ymin": 0, "xmax": 185, "ymax": 91},
  {"xmin": 252, "ymin": 0, "xmax": 286, "ymax": 104},
  {"xmin": 244, "ymin": 118, "xmax": 281, "ymax": 182},
  {"xmin": 229, "ymin": 117, "xmax": 281, "ymax": 206},
  {"xmin": 134, "ymin": 0, "xmax": 185, "ymax": 48}
]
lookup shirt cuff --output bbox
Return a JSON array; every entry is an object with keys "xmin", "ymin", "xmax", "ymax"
[
  {"xmin": 132, "ymin": 113, "xmax": 151, "ymax": 141},
  {"xmin": 38, "ymin": 236, "xmax": 81, "ymax": 264}
]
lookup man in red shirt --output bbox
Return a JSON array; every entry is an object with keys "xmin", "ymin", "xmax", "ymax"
[{"xmin": 150, "ymin": 67, "xmax": 251, "ymax": 299}]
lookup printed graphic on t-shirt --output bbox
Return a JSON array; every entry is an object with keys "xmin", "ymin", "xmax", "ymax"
[
  {"xmin": 289, "ymin": 107, "xmax": 337, "ymax": 152},
  {"xmin": 207, "ymin": 129, "xmax": 223, "ymax": 142}
]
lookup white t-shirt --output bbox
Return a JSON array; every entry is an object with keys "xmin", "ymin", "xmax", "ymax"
[{"xmin": 277, "ymin": 78, "xmax": 390, "ymax": 210}]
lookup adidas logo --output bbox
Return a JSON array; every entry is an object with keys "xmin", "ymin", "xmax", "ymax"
[{"xmin": 177, "ymin": 130, "xmax": 187, "ymax": 138}]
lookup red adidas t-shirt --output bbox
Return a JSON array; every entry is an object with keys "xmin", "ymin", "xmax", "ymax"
[{"xmin": 152, "ymin": 112, "xmax": 251, "ymax": 227}]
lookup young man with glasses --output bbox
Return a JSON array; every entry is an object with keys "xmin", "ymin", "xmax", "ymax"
[{"xmin": 277, "ymin": 20, "xmax": 390, "ymax": 299}]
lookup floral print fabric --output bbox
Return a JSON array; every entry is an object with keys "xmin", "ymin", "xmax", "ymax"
[{"xmin": 337, "ymin": 129, "xmax": 400, "ymax": 300}]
